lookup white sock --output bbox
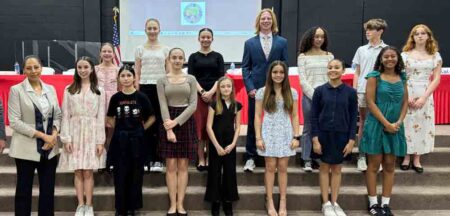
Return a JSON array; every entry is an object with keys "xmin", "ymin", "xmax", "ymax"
[
  {"xmin": 368, "ymin": 196, "xmax": 378, "ymax": 207},
  {"xmin": 323, "ymin": 201, "xmax": 332, "ymax": 207},
  {"xmin": 381, "ymin": 196, "xmax": 390, "ymax": 206}
]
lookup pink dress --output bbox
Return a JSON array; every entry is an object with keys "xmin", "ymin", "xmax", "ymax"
[
  {"xmin": 95, "ymin": 65, "xmax": 119, "ymax": 112},
  {"xmin": 58, "ymin": 87, "xmax": 106, "ymax": 170}
]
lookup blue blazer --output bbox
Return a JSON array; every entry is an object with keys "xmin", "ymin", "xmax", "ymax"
[{"xmin": 242, "ymin": 35, "xmax": 288, "ymax": 92}]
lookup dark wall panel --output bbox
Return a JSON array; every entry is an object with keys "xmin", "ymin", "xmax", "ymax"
[
  {"xmin": 364, "ymin": 0, "xmax": 450, "ymax": 63},
  {"xmin": 100, "ymin": 0, "xmax": 118, "ymax": 43},
  {"xmin": 0, "ymin": 0, "xmax": 448, "ymax": 69},
  {"xmin": 281, "ymin": 0, "xmax": 299, "ymax": 66},
  {"xmin": 296, "ymin": 0, "xmax": 363, "ymax": 66},
  {"xmin": 0, "ymin": 0, "xmax": 101, "ymax": 70}
]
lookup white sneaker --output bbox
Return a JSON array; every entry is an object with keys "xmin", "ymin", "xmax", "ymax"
[
  {"xmin": 303, "ymin": 161, "xmax": 313, "ymax": 172},
  {"xmin": 75, "ymin": 205, "xmax": 85, "ymax": 216},
  {"xmin": 357, "ymin": 156, "xmax": 367, "ymax": 171},
  {"xmin": 379, "ymin": 164, "xmax": 383, "ymax": 172},
  {"xmin": 243, "ymin": 159, "xmax": 255, "ymax": 172},
  {"xmin": 151, "ymin": 161, "xmax": 164, "ymax": 172},
  {"xmin": 333, "ymin": 202, "xmax": 347, "ymax": 216},
  {"xmin": 84, "ymin": 205, "xmax": 94, "ymax": 216},
  {"xmin": 322, "ymin": 201, "xmax": 337, "ymax": 216}
]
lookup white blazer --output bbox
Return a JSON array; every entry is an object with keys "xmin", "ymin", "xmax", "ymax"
[{"xmin": 8, "ymin": 78, "xmax": 62, "ymax": 162}]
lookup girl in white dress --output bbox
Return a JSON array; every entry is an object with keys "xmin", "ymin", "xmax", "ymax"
[
  {"xmin": 400, "ymin": 24, "xmax": 442, "ymax": 173},
  {"xmin": 59, "ymin": 57, "xmax": 106, "ymax": 216},
  {"xmin": 255, "ymin": 61, "xmax": 300, "ymax": 216}
]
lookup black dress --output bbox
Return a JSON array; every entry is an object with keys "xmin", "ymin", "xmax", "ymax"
[
  {"xmin": 106, "ymin": 91, "xmax": 154, "ymax": 214},
  {"xmin": 204, "ymin": 100, "xmax": 242, "ymax": 202}
]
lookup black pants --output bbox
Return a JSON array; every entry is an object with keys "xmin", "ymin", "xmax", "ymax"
[
  {"xmin": 140, "ymin": 84, "xmax": 162, "ymax": 163},
  {"xmin": 245, "ymin": 96, "xmax": 257, "ymax": 160},
  {"xmin": 113, "ymin": 156, "xmax": 144, "ymax": 214},
  {"xmin": 205, "ymin": 143, "xmax": 239, "ymax": 202},
  {"xmin": 15, "ymin": 156, "xmax": 58, "ymax": 216}
]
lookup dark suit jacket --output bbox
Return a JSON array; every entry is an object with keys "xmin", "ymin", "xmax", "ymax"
[{"xmin": 242, "ymin": 34, "xmax": 288, "ymax": 92}]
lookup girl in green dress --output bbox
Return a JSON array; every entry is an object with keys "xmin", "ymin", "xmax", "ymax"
[{"xmin": 360, "ymin": 46, "xmax": 408, "ymax": 216}]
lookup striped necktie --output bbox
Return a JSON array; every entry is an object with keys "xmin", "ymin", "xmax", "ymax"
[{"xmin": 263, "ymin": 35, "xmax": 271, "ymax": 60}]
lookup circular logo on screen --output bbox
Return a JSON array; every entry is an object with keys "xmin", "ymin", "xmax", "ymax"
[{"xmin": 183, "ymin": 3, "xmax": 203, "ymax": 24}]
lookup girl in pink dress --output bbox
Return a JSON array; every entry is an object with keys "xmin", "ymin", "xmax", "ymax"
[
  {"xmin": 59, "ymin": 56, "xmax": 106, "ymax": 216},
  {"xmin": 96, "ymin": 43, "xmax": 119, "ymax": 148}
]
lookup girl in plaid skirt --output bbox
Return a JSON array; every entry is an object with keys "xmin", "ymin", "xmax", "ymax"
[{"xmin": 157, "ymin": 48, "xmax": 198, "ymax": 216}]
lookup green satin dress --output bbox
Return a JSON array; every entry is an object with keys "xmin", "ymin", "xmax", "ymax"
[{"xmin": 360, "ymin": 71, "xmax": 407, "ymax": 156}]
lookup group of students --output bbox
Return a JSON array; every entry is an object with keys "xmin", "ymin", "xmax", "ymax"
[{"xmin": 0, "ymin": 7, "xmax": 443, "ymax": 216}]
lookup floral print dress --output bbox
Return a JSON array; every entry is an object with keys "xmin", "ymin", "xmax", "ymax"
[
  {"xmin": 59, "ymin": 87, "xmax": 106, "ymax": 170},
  {"xmin": 256, "ymin": 87, "xmax": 298, "ymax": 158},
  {"xmin": 401, "ymin": 52, "xmax": 442, "ymax": 155}
]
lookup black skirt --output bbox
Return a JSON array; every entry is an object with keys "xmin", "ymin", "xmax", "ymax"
[{"xmin": 312, "ymin": 130, "xmax": 352, "ymax": 164}]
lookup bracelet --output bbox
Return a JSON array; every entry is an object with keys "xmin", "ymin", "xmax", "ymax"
[
  {"xmin": 256, "ymin": 137, "xmax": 263, "ymax": 141},
  {"xmin": 200, "ymin": 89, "xmax": 205, "ymax": 94}
]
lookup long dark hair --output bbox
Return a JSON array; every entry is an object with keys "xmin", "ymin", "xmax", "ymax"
[
  {"xmin": 263, "ymin": 61, "xmax": 293, "ymax": 114},
  {"xmin": 68, "ymin": 56, "xmax": 101, "ymax": 95},
  {"xmin": 299, "ymin": 26, "xmax": 329, "ymax": 54},
  {"xmin": 373, "ymin": 46, "xmax": 405, "ymax": 75}
]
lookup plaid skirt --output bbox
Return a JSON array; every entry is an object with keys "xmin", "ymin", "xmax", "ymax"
[{"xmin": 159, "ymin": 106, "xmax": 198, "ymax": 161}]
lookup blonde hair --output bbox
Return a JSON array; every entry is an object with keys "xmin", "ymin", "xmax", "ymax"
[
  {"xmin": 364, "ymin": 18, "xmax": 387, "ymax": 31},
  {"xmin": 255, "ymin": 8, "xmax": 279, "ymax": 34},
  {"xmin": 215, "ymin": 76, "xmax": 237, "ymax": 115},
  {"xmin": 402, "ymin": 24, "xmax": 439, "ymax": 55},
  {"xmin": 99, "ymin": 42, "xmax": 116, "ymax": 64}
]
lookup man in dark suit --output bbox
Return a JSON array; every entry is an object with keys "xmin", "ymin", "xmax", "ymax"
[{"xmin": 242, "ymin": 8, "xmax": 288, "ymax": 172}]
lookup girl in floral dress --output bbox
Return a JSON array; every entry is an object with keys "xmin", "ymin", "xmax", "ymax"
[
  {"xmin": 59, "ymin": 56, "xmax": 106, "ymax": 216},
  {"xmin": 255, "ymin": 61, "xmax": 300, "ymax": 216},
  {"xmin": 400, "ymin": 24, "xmax": 442, "ymax": 173}
]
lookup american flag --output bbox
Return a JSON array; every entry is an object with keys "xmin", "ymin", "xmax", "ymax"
[{"xmin": 112, "ymin": 7, "xmax": 122, "ymax": 66}]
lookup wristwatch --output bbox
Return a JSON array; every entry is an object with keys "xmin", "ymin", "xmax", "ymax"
[
  {"xmin": 293, "ymin": 135, "xmax": 301, "ymax": 140},
  {"xmin": 200, "ymin": 89, "xmax": 205, "ymax": 94}
]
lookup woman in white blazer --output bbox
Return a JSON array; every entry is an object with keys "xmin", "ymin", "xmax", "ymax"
[{"xmin": 8, "ymin": 55, "xmax": 62, "ymax": 216}]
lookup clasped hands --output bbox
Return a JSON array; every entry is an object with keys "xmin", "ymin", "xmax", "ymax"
[
  {"xmin": 41, "ymin": 133, "xmax": 57, "ymax": 151},
  {"xmin": 408, "ymin": 96, "xmax": 426, "ymax": 109},
  {"xmin": 384, "ymin": 121, "xmax": 401, "ymax": 134},
  {"xmin": 200, "ymin": 90, "xmax": 214, "ymax": 103},
  {"xmin": 215, "ymin": 144, "xmax": 236, "ymax": 156},
  {"xmin": 164, "ymin": 119, "xmax": 178, "ymax": 143}
]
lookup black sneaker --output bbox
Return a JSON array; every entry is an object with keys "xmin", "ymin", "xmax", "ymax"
[
  {"xmin": 223, "ymin": 201, "xmax": 233, "ymax": 216},
  {"xmin": 382, "ymin": 204, "xmax": 394, "ymax": 216},
  {"xmin": 211, "ymin": 202, "xmax": 220, "ymax": 216},
  {"xmin": 368, "ymin": 204, "xmax": 385, "ymax": 216}
]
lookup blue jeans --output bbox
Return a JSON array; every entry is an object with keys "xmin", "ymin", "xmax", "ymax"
[{"xmin": 301, "ymin": 95, "xmax": 313, "ymax": 161}]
